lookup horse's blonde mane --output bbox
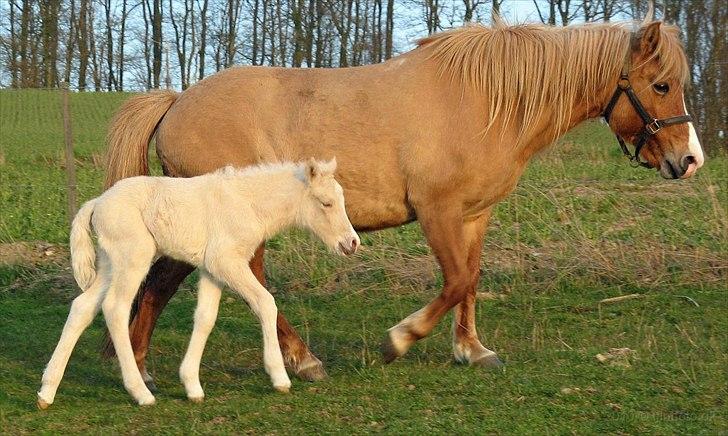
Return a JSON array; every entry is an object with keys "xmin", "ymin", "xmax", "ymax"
[{"xmin": 417, "ymin": 20, "xmax": 689, "ymax": 142}]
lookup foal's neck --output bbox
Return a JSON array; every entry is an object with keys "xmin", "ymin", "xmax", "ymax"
[{"xmin": 232, "ymin": 168, "xmax": 306, "ymax": 239}]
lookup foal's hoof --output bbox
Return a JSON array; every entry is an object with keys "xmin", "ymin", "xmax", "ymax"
[
  {"xmin": 380, "ymin": 334, "xmax": 404, "ymax": 364},
  {"xmin": 274, "ymin": 385, "xmax": 291, "ymax": 394},
  {"xmin": 188, "ymin": 396, "xmax": 204, "ymax": 404},
  {"xmin": 36, "ymin": 397, "xmax": 51, "ymax": 410},
  {"xmin": 295, "ymin": 356, "xmax": 328, "ymax": 382},
  {"xmin": 472, "ymin": 353, "xmax": 505, "ymax": 369},
  {"xmin": 137, "ymin": 396, "xmax": 156, "ymax": 406}
]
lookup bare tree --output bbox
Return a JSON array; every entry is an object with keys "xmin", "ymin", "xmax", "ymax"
[{"xmin": 197, "ymin": 0, "xmax": 208, "ymax": 79}]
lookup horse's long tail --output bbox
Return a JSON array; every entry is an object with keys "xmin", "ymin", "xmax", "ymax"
[
  {"xmin": 104, "ymin": 90, "xmax": 178, "ymax": 188},
  {"xmin": 70, "ymin": 199, "xmax": 98, "ymax": 290}
]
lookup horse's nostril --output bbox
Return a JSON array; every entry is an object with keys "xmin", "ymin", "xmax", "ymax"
[{"xmin": 681, "ymin": 154, "xmax": 696, "ymax": 170}]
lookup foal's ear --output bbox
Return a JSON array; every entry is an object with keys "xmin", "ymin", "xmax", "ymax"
[
  {"xmin": 320, "ymin": 157, "xmax": 337, "ymax": 176},
  {"xmin": 306, "ymin": 157, "xmax": 320, "ymax": 182},
  {"xmin": 637, "ymin": 21, "xmax": 662, "ymax": 55}
]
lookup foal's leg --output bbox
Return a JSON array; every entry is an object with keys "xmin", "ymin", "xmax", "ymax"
[
  {"xmin": 452, "ymin": 211, "xmax": 503, "ymax": 368},
  {"xmin": 251, "ymin": 244, "xmax": 326, "ymax": 381},
  {"xmin": 126, "ymin": 257, "xmax": 195, "ymax": 391},
  {"xmin": 37, "ymin": 257, "xmax": 109, "ymax": 409},
  {"xmin": 382, "ymin": 201, "xmax": 471, "ymax": 362},
  {"xmin": 179, "ymin": 271, "xmax": 222, "ymax": 402},
  {"xmin": 103, "ymin": 240, "xmax": 157, "ymax": 406},
  {"xmin": 211, "ymin": 260, "xmax": 290, "ymax": 392}
]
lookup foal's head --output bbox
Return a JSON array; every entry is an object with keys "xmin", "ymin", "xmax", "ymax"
[
  {"xmin": 299, "ymin": 158, "xmax": 359, "ymax": 256},
  {"xmin": 606, "ymin": 21, "xmax": 704, "ymax": 179}
]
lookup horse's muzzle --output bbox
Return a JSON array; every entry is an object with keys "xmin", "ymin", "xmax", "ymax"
[{"xmin": 660, "ymin": 154, "xmax": 698, "ymax": 180}]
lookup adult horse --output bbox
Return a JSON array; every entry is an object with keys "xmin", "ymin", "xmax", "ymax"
[{"xmin": 103, "ymin": 17, "xmax": 703, "ymax": 386}]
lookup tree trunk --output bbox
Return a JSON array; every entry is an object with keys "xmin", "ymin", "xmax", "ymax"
[
  {"xmin": 63, "ymin": 0, "xmax": 76, "ymax": 85},
  {"xmin": 384, "ymin": 0, "xmax": 393, "ymax": 59},
  {"xmin": 117, "ymin": 0, "xmax": 127, "ymax": 90},
  {"xmin": 198, "ymin": 0, "xmax": 208, "ymax": 79},
  {"xmin": 77, "ymin": 0, "xmax": 89, "ymax": 90},
  {"xmin": 40, "ymin": 0, "xmax": 61, "ymax": 87},
  {"xmin": 152, "ymin": 0, "xmax": 163, "ymax": 88}
]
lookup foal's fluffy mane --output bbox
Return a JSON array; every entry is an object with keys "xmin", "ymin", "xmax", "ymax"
[
  {"xmin": 214, "ymin": 161, "xmax": 305, "ymax": 179},
  {"xmin": 417, "ymin": 20, "xmax": 689, "ymax": 141}
]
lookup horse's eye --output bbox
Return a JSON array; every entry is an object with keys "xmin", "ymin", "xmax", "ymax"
[
  {"xmin": 653, "ymin": 83, "xmax": 669, "ymax": 95},
  {"xmin": 321, "ymin": 202, "xmax": 332, "ymax": 208}
]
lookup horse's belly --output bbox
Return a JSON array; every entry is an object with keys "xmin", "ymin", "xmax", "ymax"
[{"xmin": 344, "ymin": 189, "xmax": 415, "ymax": 231}]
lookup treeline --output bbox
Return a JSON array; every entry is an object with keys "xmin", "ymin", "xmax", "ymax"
[{"xmin": 0, "ymin": 0, "xmax": 724, "ymax": 150}]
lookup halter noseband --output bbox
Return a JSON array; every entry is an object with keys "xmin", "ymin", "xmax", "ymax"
[{"xmin": 602, "ymin": 34, "xmax": 693, "ymax": 168}]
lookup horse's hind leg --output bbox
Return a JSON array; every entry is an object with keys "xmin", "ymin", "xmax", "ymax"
[
  {"xmin": 102, "ymin": 238, "xmax": 157, "ymax": 406},
  {"xmin": 179, "ymin": 271, "xmax": 222, "ymax": 402},
  {"xmin": 252, "ymin": 243, "xmax": 326, "ymax": 381},
  {"xmin": 452, "ymin": 212, "xmax": 503, "ymax": 368},
  {"xmin": 37, "ymin": 256, "xmax": 109, "ymax": 409}
]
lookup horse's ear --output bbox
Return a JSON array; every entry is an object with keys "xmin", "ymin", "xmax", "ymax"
[
  {"xmin": 306, "ymin": 157, "xmax": 319, "ymax": 182},
  {"xmin": 638, "ymin": 21, "xmax": 662, "ymax": 55}
]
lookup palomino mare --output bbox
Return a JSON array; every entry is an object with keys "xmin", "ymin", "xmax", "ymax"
[
  {"xmin": 103, "ymin": 18, "xmax": 704, "ymax": 386},
  {"xmin": 38, "ymin": 160, "xmax": 358, "ymax": 408}
]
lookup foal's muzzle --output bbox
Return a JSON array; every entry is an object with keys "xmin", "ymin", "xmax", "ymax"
[{"xmin": 337, "ymin": 236, "xmax": 359, "ymax": 256}]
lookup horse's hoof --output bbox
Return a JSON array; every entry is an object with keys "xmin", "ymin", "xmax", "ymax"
[
  {"xmin": 37, "ymin": 397, "xmax": 50, "ymax": 410},
  {"xmin": 144, "ymin": 379, "xmax": 158, "ymax": 393},
  {"xmin": 295, "ymin": 357, "xmax": 328, "ymax": 382},
  {"xmin": 472, "ymin": 353, "xmax": 505, "ymax": 369},
  {"xmin": 188, "ymin": 396, "xmax": 204, "ymax": 403},
  {"xmin": 380, "ymin": 334, "xmax": 403, "ymax": 364},
  {"xmin": 274, "ymin": 385, "xmax": 291, "ymax": 394}
]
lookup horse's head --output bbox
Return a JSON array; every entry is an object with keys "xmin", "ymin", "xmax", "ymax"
[
  {"xmin": 300, "ymin": 157, "xmax": 359, "ymax": 256},
  {"xmin": 605, "ymin": 21, "xmax": 704, "ymax": 179}
]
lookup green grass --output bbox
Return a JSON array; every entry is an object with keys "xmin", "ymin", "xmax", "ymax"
[{"xmin": 1, "ymin": 89, "xmax": 726, "ymax": 434}]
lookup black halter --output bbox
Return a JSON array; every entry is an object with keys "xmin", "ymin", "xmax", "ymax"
[{"xmin": 602, "ymin": 42, "xmax": 693, "ymax": 168}]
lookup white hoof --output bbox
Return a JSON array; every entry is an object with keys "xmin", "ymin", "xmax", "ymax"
[
  {"xmin": 36, "ymin": 394, "xmax": 52, "ymax": 410},
  {"xmin": 274, "ymin": 385, "xmax": 291, "ymax": 394},
  {"xmin": 137, "ymin": 395, "xmax": 156, "ymax": 406},
  {"xmin": 188, "ymin": 395, "xmax": 204, "ymax": 403}
]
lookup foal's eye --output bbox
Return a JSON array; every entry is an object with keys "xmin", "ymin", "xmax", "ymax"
[
  {"xmin": 653, "ymin": 83, "xmax": 669, "ymax": 95},
  {"xmin": 321, "ymin": 202, "xmax": 332, "ymax": 208}
]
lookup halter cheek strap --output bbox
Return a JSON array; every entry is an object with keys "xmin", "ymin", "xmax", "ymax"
[{"xmin": 602, "ymin": 33, "xmax": 693, "ymax": 168}]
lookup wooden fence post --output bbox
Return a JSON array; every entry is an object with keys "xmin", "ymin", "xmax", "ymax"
[{"xmin": 61, "ymin": 82, "xmax": 78, "ymax": 223}]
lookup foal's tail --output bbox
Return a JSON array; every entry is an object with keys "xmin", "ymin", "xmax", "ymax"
[
  {"xmin": 104, "ymin": 90, "xmax": 178, "ymax": 189},
  {"xmin": 70, "ymin": 199, "xmax": 98, "ymax": 290}
]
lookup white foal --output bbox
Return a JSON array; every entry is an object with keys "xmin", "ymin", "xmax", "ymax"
[{"xmin": 37, "ymin": 158, "xmax": 359, "ymax": 408}]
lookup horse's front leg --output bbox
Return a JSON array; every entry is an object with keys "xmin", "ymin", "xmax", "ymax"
[
  {"xmin": 381, "ymin": 198, "xmax": 472, "ymax": 362},
  {"xmin": 452, "ymin": 210, "xmax": 504, "ymax": 368},
  {"xmin": 251, "ymin": 244, "xmax": 327, "ymax": 381}
]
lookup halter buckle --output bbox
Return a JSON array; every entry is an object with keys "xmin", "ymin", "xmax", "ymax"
[
  {"xmin": 645, "ymin": 119, "xmax": 661, "ymax": 135},
  {"xmin": 617, "ymin": 77, "xmax": 631, "ymax": 90}
]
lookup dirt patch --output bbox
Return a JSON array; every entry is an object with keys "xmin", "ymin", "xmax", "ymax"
[{"xmin": 0, "ymin": 242, "xmax": 68, "ymax": 266}]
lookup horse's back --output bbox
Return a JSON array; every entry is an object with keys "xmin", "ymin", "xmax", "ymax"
[{"xmin": 155, "ymin": 64, "xmax": 422, "ymax": 230}]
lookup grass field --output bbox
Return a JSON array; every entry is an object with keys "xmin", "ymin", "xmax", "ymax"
[{"xmin": 1, "ymin": 89, "xmax": 726, "ymax": 434}]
